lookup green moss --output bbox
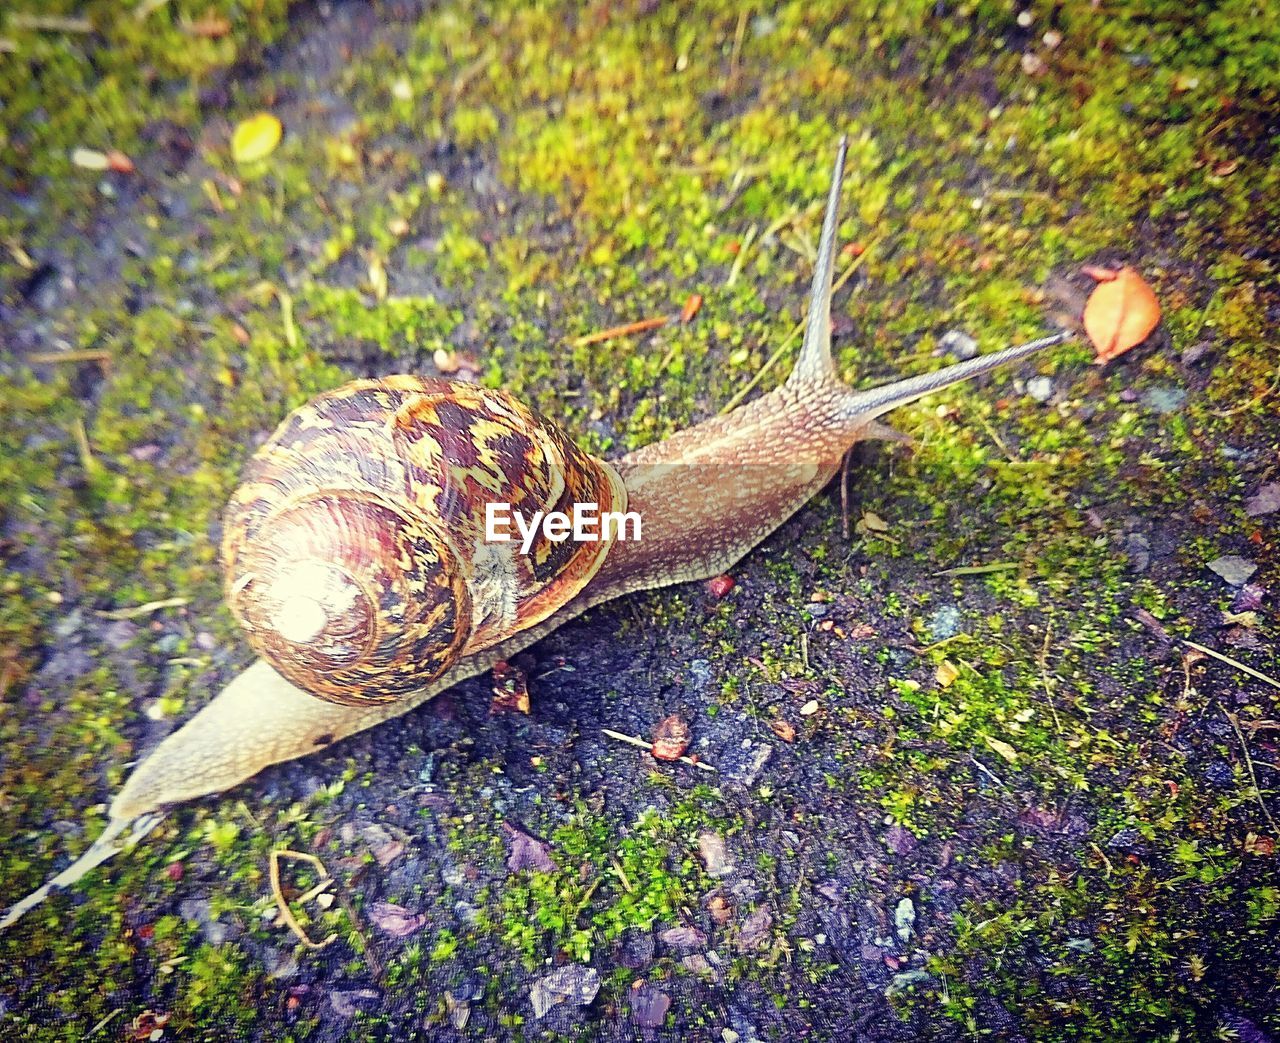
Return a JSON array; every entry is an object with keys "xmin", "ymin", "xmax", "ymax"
[{"xmin": 2, "ymin": 0, "xmax": 1278, "ymax": 1038}]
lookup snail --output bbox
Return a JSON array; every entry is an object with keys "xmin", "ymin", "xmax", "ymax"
[{"xmin": 1, "ymin": 140, "xmax": 1071, "ymax": 928}]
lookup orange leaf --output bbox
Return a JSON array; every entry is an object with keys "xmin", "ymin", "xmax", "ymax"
[{"xmin": 1082, "ymin": 265, "xmax": 1160, "ymax": 364}]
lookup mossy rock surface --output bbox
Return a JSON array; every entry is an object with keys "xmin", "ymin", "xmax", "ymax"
[{"xmin": 1, "ymin": 1, "xmax": 1277, "ymax": 1040}]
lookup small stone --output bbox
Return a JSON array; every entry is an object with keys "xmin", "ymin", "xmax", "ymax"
[
  {"xmin": 1204, "ymin": 761, "xmax": 1234, "ymax": 787},
  {"xmin": 264, "ymin": 949, "xmax": 299, "ymax": 980},
  {"xmin": 529, "ymin": 965, "xmax": 600, "ymax": 1019},
  {"xmin": 722, "ymin": 1031, "xmax": 741, "ymax": 1043},
  {"xmin": 631, "ymin": 987, "xmax": 671, "ymax": 1029},
  {"xmin": 660, "ymin": 925, "xmax": 706, "ymax": 950},
  {"xmin": 887, "ymin": 969, "xmax": 933, "ymax": 995},
  {"xmin": 619, "ymin": 929, "xmax": 656, "ymax": 969},
  {"xmin": 330, "ymin": 988, "xmax": 379, "ymax": 1017},
  {"xmin": 698, "ymin": 832, "xmax": 734, "ymax": 877},
  {"xmin": 1020, "ymin": 51, "xmax": 1045, "ymax": 75},
  {"xmin": 884, "ymin": 825, "xmax": 918, "ymax": 856},
  {"xmin": 1026, "ymin": 375, "xmax": 1053, "ymax": 403},
  {"xmin": 928, "ymin": 605, "xmax": 962, "ymax": 641},
  {"xmin": 739, "ymin": 906, "xmax": 773, "ymax": 950},
  {"xmin": 1233, "ymin": 584, "xmax": 1266, "ymax": 613},
  {"xmin": 894, "ymin": 898, "xmax": 915, "ymax": 943},
  {"xmin": 1106, "ymin": 827, "xmax": 1142, "ymax": 849},
  {"xmin": 1244, "ymin": 483, "xmax": 1280, "ymax": 517},
  {"xmin": 681, "ymin": 953, "xmax": 720, "ymax": 980},
  {"xmin": 1142, "ymin": 385, "xmax": 1187, "ymax": 414},
  {"xmin": 445, "ymin": 992, "xmax": 470, "ymax": 1029},
  {"xmin": 938, "ymin": 329, "xmax": 979, "ymax": 360},
  {"xmin": 735, "ymin": 745, "xmax": 773, "ymax": 786},
  {"xmin": 1181, "ymin": 341, "xmax": 1213, "ymax": 367},
  {"xmin": 1124, "ymin": 532, "xmax": 1151, "ymax": 573},
  {"xmin": 1016, "ymin": 9, "xmax": 1034, "ymax": 26},
  {"xmin": 1042, "ymin": 29, "xmax": 1063, "ymax": 49},
  {"xmin": 1207, "ymin": 556, "xmax": 1257, "ymax": 587}
]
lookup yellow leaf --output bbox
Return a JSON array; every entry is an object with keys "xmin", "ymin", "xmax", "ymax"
[
  {"xmin": 231, "ymin": 113, "xmax": 283, "ymax": 165},
  {"xmin": 935, "ymin": 660, "xmax": 959, "ymax": 688},
  {"xmin": 984, "ymin": 734, "xmax": 1019, "ymax": 764},
  {"xmin": 858, "ymin": 511, "xmax": 890, "ymax": 534}
]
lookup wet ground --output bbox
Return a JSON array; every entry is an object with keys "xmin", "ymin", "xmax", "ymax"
[{"xmin": 1, "ymin": 2, "xmax": 1277, "ymax": 1040}]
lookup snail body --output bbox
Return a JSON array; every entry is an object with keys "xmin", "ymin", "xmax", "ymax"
[{"xmin": 2, "ymin": 140, "xmax": 1071, "ymax": 928}]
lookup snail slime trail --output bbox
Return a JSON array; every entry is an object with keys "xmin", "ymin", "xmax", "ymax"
[{"xmin": 485, "ymin": 501, "xmax": 643, "ymax": 554}]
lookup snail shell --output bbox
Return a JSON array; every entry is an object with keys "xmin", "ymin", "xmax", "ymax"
[{"xmin": 221, "ymin": 376, "xmax": 625, "ymax": 705}]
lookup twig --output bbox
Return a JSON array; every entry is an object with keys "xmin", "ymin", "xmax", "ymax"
[
  {"xmin": 968, "ymin": 754, "xmax": 1007, "ymax": 789},
  {"xmin": 84, "ymin": 1008, "xmax": 122, "ymax": 1038},
  {"xmin": 1036, "ymin": 623, "xmax": 1064, "ymax": 735},
  {"xmin": 268, "ymin": 849, "xmax": 337, "ymax": 950},
  {"xmin": 97, "ymin": 597, "xmax": 189, "ymax": 620},
  {"xmin": 725, "ymin": 224, "xmax": 758, "ymax": 287},
  {"xmin": 1211, "ymin": 365, "xmax": 1280, "ymax": 418},
  {"xmin": 573, "ymin": 315, "xmax": 669, "ymax": 348},
  {"xmin": 601, "ymin": 728, "xmax": 716, "ymax": 772},
  {"xmin": 27, "ymin": 349, "xmax": 111, "ymax": 365},
  {"xmin": 1183, "ymin": 639, "xmax": 1280, "ymax": 690},
  {"xmin": 839, "ymin": 449, "xmax": 854, "ymax": 539},
  {"xmin": 9, "ymin": 13, "xmax": 94, "ymax": 32},
  {"xmin": 720, "ymin": 239, "xmax": 876, "ymax": 414},
  {"xmin": 725, "ymin": 7, "xmax": 748, "ymax": 90},
  {"xmin": 1220, "ymin": 707, "xmax": 1279, "ymax": 834},
  {"xmin": 1088, "ymin": 841, "xmax": 1113, "ymax": 878},
  {"xmin": 932, "ymin": 562, "xmax": 1019, "ymax": 578},
  {"xmin": 610, "ymin": 857, "xmax": 634, "ymax": 893},
  {"xmin": 976, "ymin": 414, "xmax": 1016, "ymax": 463},
  {"xmin": 72, "ymin": 417, "xmax": 98, "ymax": 474}
]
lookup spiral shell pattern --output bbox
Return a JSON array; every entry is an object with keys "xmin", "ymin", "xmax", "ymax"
[{"xmin": 222, "ymin": 376, "xmax": 625, "ymax": 705}]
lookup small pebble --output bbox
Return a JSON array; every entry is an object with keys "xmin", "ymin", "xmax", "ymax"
[
  {"xmin": 939, "ymin": 329, "xmax": 979, "ymax": 360},
  {"xmin": 1203, "ymin": 761, "xmax": 1234, "ymax": 787},
  {"xmin": 1141, "ymin": 386, "xmax": 1187, "ymax": 414},
  {"xmin": 1207, "ymin": 555, "xmax": 1257, "ymax": 587},
  {"xmin": 894, "ymin": 897, "xmax": 915, "ymax": 943},
  {"xmin": 1026, "ymin": 376, "xmax": 1054, "ymax": 403},
  {"xmin": 928, "ymin": 604, "xmax": 962, "ymax": 640}
]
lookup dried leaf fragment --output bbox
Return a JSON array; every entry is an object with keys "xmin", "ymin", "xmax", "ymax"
[
  {"xmin": 1081, "ymin": 265, "xmax": 1160, "ymax": 363},
  {"xmin": 983, "ymin": 734, "xmax": 1019, "ymax": 765},
  {"xmin": 769, "ymin": 718, "xmax": 796, "ymax": 743},
  {"xmin": 651, "ymin": 714, "xmax": 691, "ymax": 761},
  {"xmin": 490, "ymin": 660, "xmax": 530, "ymax": 715},
  {"xmin": 70, "ymin": 147, "xmax": 109, "ymax": 171},
  {"xmin": 369, "ymin": 901, "xmax": 426, "ymax": 938},
  {"xmin": 231, "ymin": 112, "xmax": 283, "ymax": 165},
  {"xmin": 935, "ymin": 660, "xmax": 959, "ymax": 688},
  {"xmin": 680, "ymin": 293, "xmax": 704, "ymax": 323},
  {"xmin": 504, "ymin": 822, "xmax": 556, "ymax": 873},
  {"xmin": 185, "ymin": 12, "xmax": 232, "ymax": 38}
]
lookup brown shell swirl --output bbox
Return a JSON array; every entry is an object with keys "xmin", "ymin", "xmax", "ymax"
[{"xmin": 222, "ymin": 376, "xmax": 626, "ymax": 705}]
